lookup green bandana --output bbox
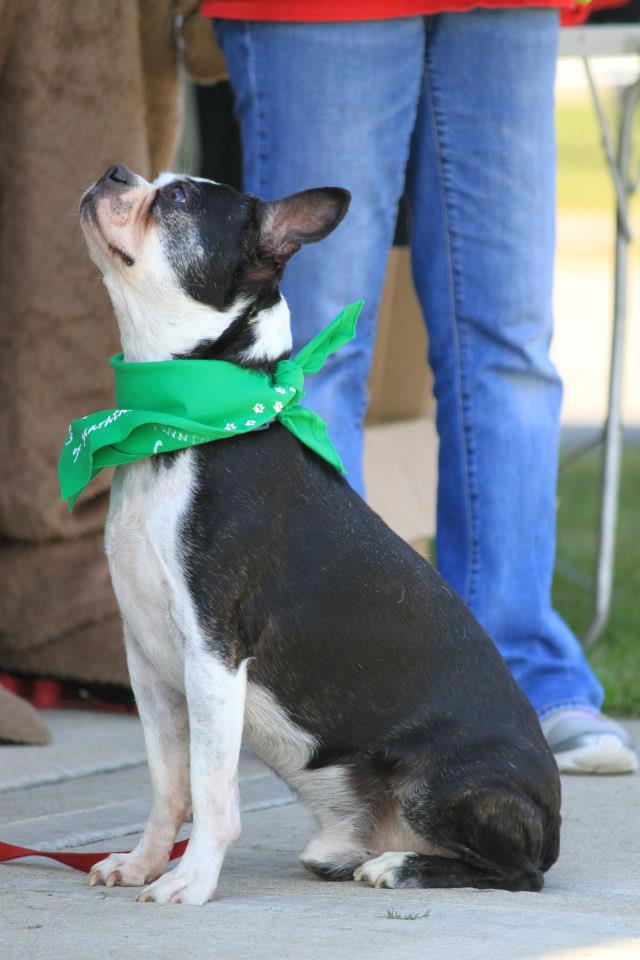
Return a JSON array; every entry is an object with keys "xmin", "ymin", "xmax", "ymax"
[{"xmin": 59, "ymin": 301, "xmax": 363, "ymax": 510}]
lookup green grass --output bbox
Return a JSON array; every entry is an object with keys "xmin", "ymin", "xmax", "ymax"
[
  {"xmin": 556, "ymin": 94, "xmax": 640, "ymax": 212},
  {"xmin": 554, "ymin": 442, "xmax": 640, "ymax": 716},
  {"xmin": 419, "ymin": 444, "xmax": 639, "ymax": 717},
  {"xmin": 384, "ymin": 909, "xmax": 431, "ymax": 921},
  {"xmin": 554, "ymin": 93, "xmax": 639, "ymax": 713},
  {"xmin": 557, "ymin": 97, "xmax": 613, "ymax": 211}
]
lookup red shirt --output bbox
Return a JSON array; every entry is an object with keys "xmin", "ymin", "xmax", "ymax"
[{"xmin": 201, "ymin": 0, "xmax": 623, "ymax": 27}]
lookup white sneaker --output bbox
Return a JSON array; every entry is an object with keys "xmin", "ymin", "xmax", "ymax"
[{"xmin": 541, "ymin": 709, "xmax": 638, "ymax": 775}]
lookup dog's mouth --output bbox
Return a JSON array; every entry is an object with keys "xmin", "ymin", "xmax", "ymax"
[{"xmin": 107, "ymin": 242, "xmax": 135, "ymax": 267}]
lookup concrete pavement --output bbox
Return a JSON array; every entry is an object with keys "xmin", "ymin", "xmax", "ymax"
[{"xmin": 1, "ymin": 711, "xmax": 639, "ymax": 960}]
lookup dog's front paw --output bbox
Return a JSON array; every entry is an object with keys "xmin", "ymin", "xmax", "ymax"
[
  {"xmin": 353, "ymin": 852, "xmax": 409, "ymax": 889},
  {"xmin": 88, "ymin": 852, "xmax": 165, "ymax": 889},
  {"xmin": 136, "ymin": 865, "xmax": 217, "ymax": 905}
]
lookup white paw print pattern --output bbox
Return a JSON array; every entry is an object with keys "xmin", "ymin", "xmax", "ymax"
[
  {"xmin": 274, "ymin": 386, "xmax": 287, "ymax": 395},
  {"xmin": 289, "ymin": 387, "xmax": 296, "ymax": 392},
  {"xmin": 273, "ymin": 401, "xmax": 283, "ymax": 413},
  {"xmin": 253, "ymin": 402, "xmax": 265, "ymax": 413},
  {"xmin": 245, "ymin": 419, "xmax": 256, "ymax": 427},
  {"xmin": 224, "ymin": 423, "xmax": 236, "ymax": 431}
]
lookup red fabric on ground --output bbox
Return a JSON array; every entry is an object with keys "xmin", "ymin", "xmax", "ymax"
[{"xmin": 0, "ymin": 839, "xmax": 188, "ymax": 873}]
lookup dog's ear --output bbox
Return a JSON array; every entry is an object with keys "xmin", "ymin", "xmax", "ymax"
[{"xmin": 257, "ymin": 188, "xmax": 350, "ymax": 264}]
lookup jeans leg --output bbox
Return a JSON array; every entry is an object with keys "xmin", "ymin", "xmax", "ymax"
[
  {"xmin": 215, "ymin": 19, "xmax": 425, "ymax": 493},
  {"xmin": 407, "ymin": 9, "xmax": 604, "ymax": 715}
]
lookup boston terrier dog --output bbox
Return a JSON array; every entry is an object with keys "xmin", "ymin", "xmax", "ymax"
[{"xmin": 79, "ymin": 165, "xmax": 560, "ymax": 905}]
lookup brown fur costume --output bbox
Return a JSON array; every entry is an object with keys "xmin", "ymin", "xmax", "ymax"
[{"xmin": 0, "ymin": 0, "xmax": 225, "ymax": 741}]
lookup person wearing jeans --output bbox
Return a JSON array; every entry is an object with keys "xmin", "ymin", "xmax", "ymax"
[{"xmin": 206, "ymin": 2, "xmax": 637, "ymax": 774}]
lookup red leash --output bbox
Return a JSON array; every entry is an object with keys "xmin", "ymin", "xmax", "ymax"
[{"xmin": 0, "ymin": 839, "xmax": 188, "ymax": 872}]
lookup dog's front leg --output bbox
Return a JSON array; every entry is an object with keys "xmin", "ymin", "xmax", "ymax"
[
  {"xmin": 137, "ymin": 646, "xmax": 247, "ymax": 905},
  {"xmin": 89, "ymin": 637, "xmax": 190, "ymax": 888}
]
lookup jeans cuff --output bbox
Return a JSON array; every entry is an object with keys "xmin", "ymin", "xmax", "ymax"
[{"xmin": 537, "ymin": 699, "xmax": 602, "ymax": 722}]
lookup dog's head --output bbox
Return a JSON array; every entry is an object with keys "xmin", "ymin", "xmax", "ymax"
[{"xmin": 80, "ymin": 165, "xmax": 350, "ymax": 363}]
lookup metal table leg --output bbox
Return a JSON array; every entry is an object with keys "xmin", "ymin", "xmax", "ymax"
[{"xmin": 581, "ymin": 70, "xmax": 640, "ymax": 646}]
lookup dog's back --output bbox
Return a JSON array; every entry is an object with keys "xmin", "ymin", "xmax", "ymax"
[{"xmin": 181, "ymin": 424, "xmax": 561, "ymax": 891}]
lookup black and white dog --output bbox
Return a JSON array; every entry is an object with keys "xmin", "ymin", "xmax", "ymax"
[{"xmin": 79, "ymin": 165, "xmax": 560, "ymax": 905}]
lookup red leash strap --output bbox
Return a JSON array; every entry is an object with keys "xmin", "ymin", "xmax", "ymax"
[{"xmin": 0, "ymin": 839, "xmax": 189, "ymax": 873}]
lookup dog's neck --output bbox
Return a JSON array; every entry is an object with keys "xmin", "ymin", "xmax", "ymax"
[{"xmin": 105, "ymin": 276, "xmax": 293, "ymax": 369}]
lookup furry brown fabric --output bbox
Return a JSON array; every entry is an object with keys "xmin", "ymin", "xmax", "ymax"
[
  {"xmin": 0, "ymin": 2, "xmax": 195, "ymax": 743},
  {"xmin": 0, "ymin": 617, "xmax": 129, "ymax": 687},
  {"xmin": 0, "ymin": 531, "xmax": 118, "ymax": 653},
  {"xmin": 178, "ymin": 0, "xmax": 228, "ymax": 84},
  {"xmin": 0, "ymin": 684, "xmax": 51, "ymax": 745}
]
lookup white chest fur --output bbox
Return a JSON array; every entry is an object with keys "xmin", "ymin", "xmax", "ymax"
[
  {"xmin": 104, "ymin": 449, "xmax": 319, "ymax": 787},
  {"xmin": 105, "ymin": 452, "xmax": 198, "ymax": 690}
]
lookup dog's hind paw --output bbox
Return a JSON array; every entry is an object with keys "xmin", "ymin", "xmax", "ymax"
[
  {"xmin": 88, "ymin": 852, "xmax": 164, "ymax": 889},
  {"xmin": 354, "ymin": 853, "xmax": 410, "ymax": 889}
]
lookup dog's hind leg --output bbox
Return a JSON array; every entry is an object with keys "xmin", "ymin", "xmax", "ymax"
[
  {"xmin": 89, "ymin": 635, "xmax": 190, "ymax": 889},
  {"xmin": 355, "ymin": 784, "xmax": 555, "ymax": 893},
  {"xmin": 300, "ymin": 824, "xmax": 368, "ymax": 881},
  {"xmin": 296, "ymin": 765, "xmax": 370, "ymax": 881},
  {"xmin": 355, "ymin": 851, "xmax": 544, "ymax": 891}
]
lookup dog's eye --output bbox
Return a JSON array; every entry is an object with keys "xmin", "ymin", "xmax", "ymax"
[{"xmin": 169, "ymin": 185, "xmax": 187, "ymax": 205}]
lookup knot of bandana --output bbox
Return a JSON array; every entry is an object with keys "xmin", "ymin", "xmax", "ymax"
[{"xmin": 58, "ymin": 301, "xmax": 364, "ymax": 510}]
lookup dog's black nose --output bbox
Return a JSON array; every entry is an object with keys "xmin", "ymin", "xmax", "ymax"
[
  {"xmin": 98, "ymin": 164, "xmax": 133, "ymax": 186},
  {"xmin": 80, "ymin": 164, "xmax": 135, "ymax": 212}
]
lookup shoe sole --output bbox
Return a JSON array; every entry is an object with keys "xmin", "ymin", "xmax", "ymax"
[{"xmin": 554, "ymin": 734, "xmax": 639, "ymax": 775}]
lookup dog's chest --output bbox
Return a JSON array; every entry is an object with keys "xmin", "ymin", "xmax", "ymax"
[{"xmin": 105, "ymin": 452, "xmax": 198, "ymax": 686}]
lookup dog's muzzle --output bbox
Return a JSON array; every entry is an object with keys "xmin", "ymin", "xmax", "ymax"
[{"xmin": 81, "ymin": 164, "xmax": 135, "ymax": 211}]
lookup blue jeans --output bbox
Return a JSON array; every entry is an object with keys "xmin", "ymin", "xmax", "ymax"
[{"xmin": 215, "ymin": 11, "xmax": 604, "ymax": 718}]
